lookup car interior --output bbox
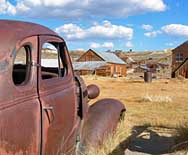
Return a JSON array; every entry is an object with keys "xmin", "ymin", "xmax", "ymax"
[{"xmin": 12, "ymin": 43, "xmax": 67, "ymax": 85}]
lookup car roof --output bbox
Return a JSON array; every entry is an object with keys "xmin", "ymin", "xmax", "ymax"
[{"xmin": 0, "ymin": 20, "xmax": 60, "ymax": 58}]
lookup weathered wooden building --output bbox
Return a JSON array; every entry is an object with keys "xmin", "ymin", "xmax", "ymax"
[
  {"xmin": 73, "ymin": 49, "xmax": 127, "ymax": 77},
  {"xmin": 172, "ymin": 41, "xmax": 188, "ymax": 78}
]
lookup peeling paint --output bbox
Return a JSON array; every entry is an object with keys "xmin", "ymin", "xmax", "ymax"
[
  {"xmin": 10, "ymin": 48, "xmax": 17, "ymax": 59},
  {"xmin": 0, "ymin": 60, "xmax": 9, "ymax": 72}
]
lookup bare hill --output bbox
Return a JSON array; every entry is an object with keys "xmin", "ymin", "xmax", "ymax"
[
  {"xmin": 115, "ymin": 49, "xmax": 172, "ymax": 65},
  {"xmin": 69, "ymin": 49, "xmax": 172, "ymax": 65}
]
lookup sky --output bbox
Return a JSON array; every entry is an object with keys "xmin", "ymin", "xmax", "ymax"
[{"xmin": 0, "ymin": 0, "xmax": 188, "ymax": 51}]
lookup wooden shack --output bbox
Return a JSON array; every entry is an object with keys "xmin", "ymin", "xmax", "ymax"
[
  {"xmin": 74, "ymin": 49, "xmax": 127, "ymax": 77},
  {"xmin": 171, "ymin": 41, "xmax": 188, "ymax": 78}
]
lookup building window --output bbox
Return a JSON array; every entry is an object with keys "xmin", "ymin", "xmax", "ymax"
[
  {"xmin": 176, "ymin": 53, "xmax": 183, "ymax": 62},
  {"xmin": 120, "ymin": 67, "xmax": 122, "ymax": 75}
]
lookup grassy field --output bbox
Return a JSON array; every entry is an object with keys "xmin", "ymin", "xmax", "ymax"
[{"xmin": 83, "ymin": 76, "xmax": 188, "ymax": 155}]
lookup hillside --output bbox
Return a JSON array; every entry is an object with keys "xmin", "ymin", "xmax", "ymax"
[
  {"xmin": 115, "ymin": 49, "xmax": 172, "ymax": 65},
  {"xmin": 69, "ymin": 50, "xmax": 85, "ymax": 62},
  {"xmin": 69, "ymin": 49, "xmax": 172, "ymax": 65}
]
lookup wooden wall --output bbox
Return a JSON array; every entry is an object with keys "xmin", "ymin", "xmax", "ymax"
[
  {"xmin": 175, "ymin": 60, "xmax": 188, "ymax": 78},
  {"xmin": 96, "ymin": 66, "xmax": 111, "ymax": 76},
  {"xmin": 96, "ymin": 64, "xmax": 127, "ymax": 77},
  {"xmin": 76, "ymin": 49, "xmax": 127, "ymax": 77},
  {"xmin": 172, "ymin": 42, "xmax": 188, "ymax": 78},
  {"xmin": 172, "ymin": 43, "xmax": 188, "ymax": 73},
  {"xmin": 106, "ymin": 63, "xmax": 127, "ymax": 77},
  {"xmin": 77, "ymin": 50, "xmax": 103, "ymax": 62},
  {"xmin": 75, "ymin": 70, "xmax": 94, "ymax": 75},
  {"xmin": 75, "ymin": 63, "xmax": 127, "ymax": 77}
]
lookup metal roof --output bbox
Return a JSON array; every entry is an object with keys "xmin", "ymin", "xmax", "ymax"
[
  {"xmin": 126, "ymin": 57, "xmax": 135, "ymax": 64},
  {"xmin": 93, "ymin": 50, "xmax": 126, "ymax": 65},
  {"xmin": 73, "ymin": 61, "xmax": 107, "ymax": 70},
  {"xmin": 139, "ymin": 65, "xmax": 150, "ymax": 71}
]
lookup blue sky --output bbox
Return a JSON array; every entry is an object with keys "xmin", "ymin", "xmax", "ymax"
[{"xmin": 0, "ymin": 0, "xmax": 188, "ymax": 51}]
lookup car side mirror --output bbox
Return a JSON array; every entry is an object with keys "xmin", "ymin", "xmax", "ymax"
[{"xmin": 87, "ymin": 84, "xmax": 100, "ymax": 99}]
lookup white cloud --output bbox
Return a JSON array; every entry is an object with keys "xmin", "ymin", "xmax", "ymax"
[
  {"xmin": 56, "ymin": 24, "xmax": 84, "ymax": 39},
  {"xmin": 90, "ymin": 43, "xmax": 101, "ymax": 49},
  {"xmin": 141, "ymin": 24, "xmax": 153, "ymax": 31},
  {"xmin": 125, "ymin": 41, "xmax": 133, "ymax": 48},
  {"xmin": 165, "ymin": 42, "xmax": 174, "ymax": 46},
  {"xmin": 143, "ymin": 24, "xmax": 188, "ymax": 38},
  {"xmin": 0, "ymin": 0, "xmax": 16, "ymax": 15},
  {"xmin": 55, "ymin": 21, "xmax": 133, "ymax": 40},
  {"xmin": 102, "ymin": 42, "xmax": 114, "ymax": 48},
  {"xmin": 144, "ymin": 30, "xmax": 162, "ymax": 37},
  {"xmin": 77, "ymin": 48, "xmax": 84, "ymax": 51},
  {"xmin": 161, "ymin": 24, "xmax": 188, "ymax": 37},
  {"xmin": 1, "ymin": 0, "xmax": 167, "ymax": 19},
  {"xmin": 90, "ymin": 42, "xmax": 114, "ymax": 49}
]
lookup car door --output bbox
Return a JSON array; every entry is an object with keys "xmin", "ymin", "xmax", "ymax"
[
  {"xmin": 0, "ymin": 36, "xmax": 41, "ymax": 155},
  {"xmin": 38, "ymin": 35, "xmax": 79, "ymax": 155}
]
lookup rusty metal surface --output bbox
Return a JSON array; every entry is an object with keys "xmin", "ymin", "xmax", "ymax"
[
  {"xmin": 0, "ymin": 20, "xmax": 126, "ymax": 155},
  {"xmin": 144, "ymin": 71, "xmax": 152, "ymax": 83},
  {"xmin": 87, "ymin": 84, "xmax": 100, "ymax": 99},
  {"xmin": 74, "ymin": 74, "xmax": 89, "ymax": 119},
  {"xmin": 0, "ymin": 21, "xmax": 77, "ymax": 155},
  {"xmin": 0, "ymin": 20, "xmax": 59, "ymax": 59},
  {"xmin": 38, "ymin": 35, "xmax": 80, "ymax": 155},
  {"xmin": 81, "ymin": 98, "xmax": 126, "ymax": 149},
  {"xmin": 0, "ymin": 35, "xmax": 41, "ymax": 155}
]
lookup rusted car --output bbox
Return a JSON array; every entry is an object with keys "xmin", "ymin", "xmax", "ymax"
[{"xmin": 0, "ymin": 20, "xmax": 125, "ymax": 155}]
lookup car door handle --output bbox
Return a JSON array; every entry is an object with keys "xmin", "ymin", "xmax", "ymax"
[{"xmin": 43, "ymin": 106, "xmax": 55, "ymax": 124}]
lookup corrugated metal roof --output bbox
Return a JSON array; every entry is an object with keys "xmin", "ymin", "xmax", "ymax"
[
  {"xmin": 139, "ymin": 65, "xmax": 150, "ymax": 71},
  {"xmin": 94, "ymin": 50, "xmax": 126, "ymax": 64},
  {"xmin": 126, "ymin": 57, "xmax": 135, "ymax": 64},
  {"xmin": 73, "ymin": 61, "xmax": 107, "ymax": 70}
]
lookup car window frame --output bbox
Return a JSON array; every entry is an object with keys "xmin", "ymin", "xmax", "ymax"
[
  {"xmin": 12, "ymin": 42, "xmax": 33, "ymax": 85},
  {"xmin": 39, "ymin": 36, "xmax": 69, "ymax": 83}
]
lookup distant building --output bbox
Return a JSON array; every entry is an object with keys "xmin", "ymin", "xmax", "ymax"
[
  {"xmin": 73, "ymin": 49, "xmax": 127, "ymax": 77},
  {"xmin": 172, "ymin": 41, "xmax": 188, "ymax": 78}
]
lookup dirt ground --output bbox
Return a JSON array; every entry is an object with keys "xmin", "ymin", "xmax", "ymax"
[{"xmin": 83, "ymin": 76, "xmax": 188, "ymax": 155}]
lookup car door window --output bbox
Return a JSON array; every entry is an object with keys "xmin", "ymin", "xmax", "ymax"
[
  {"xmin": 12, "ymin": 45, "xmax": 31, "ymax": 85},
  {"xmin": 41, "ymin": 42, "xmax": 67, "ymax": 80}
]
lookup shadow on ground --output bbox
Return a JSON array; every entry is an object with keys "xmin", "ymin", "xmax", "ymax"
[{"xmin": 109, "ymin": 125, "xmax": 177, "ymax": 155}]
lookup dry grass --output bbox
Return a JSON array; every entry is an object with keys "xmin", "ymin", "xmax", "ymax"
[
  {"xmin": 173, "ymin": 125, "xmax": 188, "ymax": 151},
  {"xmin": 85, "ymin": 120, "xmax": 131, "ymax": 155},
  {"xmin": 83, "ymin": 76, "xmax": 188, "ymax": 155},
  {"xmin": 140, "ymin": 94, "xmax": 172, "ymax": 103}
]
